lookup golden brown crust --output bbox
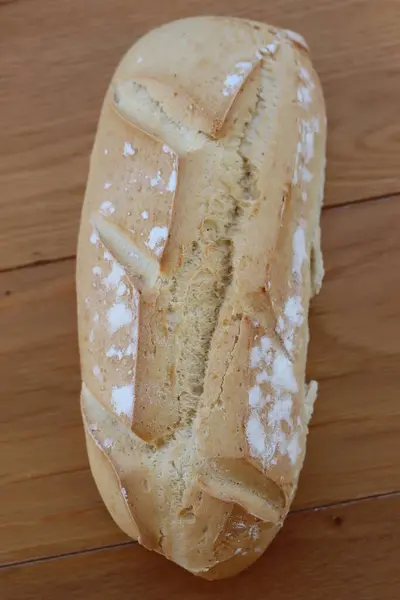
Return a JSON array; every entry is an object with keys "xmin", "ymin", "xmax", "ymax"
[{"xmin": 76, "ymin": 16, "xmax": 326, "ymax": 579}]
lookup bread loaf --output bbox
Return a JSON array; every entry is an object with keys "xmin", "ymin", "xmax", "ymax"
[{"xmin": 76, "ymin": 16, "xmax": 326, "ymax": 579}]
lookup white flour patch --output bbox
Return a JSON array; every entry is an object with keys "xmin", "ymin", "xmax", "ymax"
[
  {"xmin": 268, "ymin": 394, "xmax": 293, "ymax": 426},
  {"xmin": 167, "ymin": 169, "xmax": 177, "ymax": 193},
  {"xmin": 150, "ymin": 170, "xmax": 163, "ymax": 187},
  {"xmin": 106, "ymin": 346, "xmax": 124, "ymax": 360},
  {"xmin": 93, "ymin": 365, "xmax": 102, "ymax": 381},
  {"xmin": 104, "ymin": 261, "xmax": 125, "ymax": 288},
  {"xmin": 145, "ymin": 226, "xmax": 168, "ymax": 257},
  {"xmin": 277, "ymin": 316, "xmax": 284, "ymax": 333},
  {"xmin": 117, "ymin": 282, "xmax": 127, "ymax": 296},
  {"xmin": 106, "ymin": 338, "xmax": 135, "ymax": 362},
  {"xmin": 100, "ymin": 200, "xmax": 115, "ymax": 216},
  {"xmin": 284, "ymin": 296, "xmax": 304, "ymax": 327},
  {"xmin": 277, "ymin": 297, "xmax": 304, "ymax": 355},
  {"xmin": 292, "ymin": 166, "xmax": 299, "ymax": 186},
  {"xmin": 246, "ymin": 413, "xmax": 266, "ymax": 455},
  {"xmin": 111, "ymin": 384, "xmax": 134, "ymax": 419},
  {"xmin": 302, "ymin": 166, "xmax": 313, "ymax": 182},
  {"xmin": 285, "ymin": 432, "xmax": 301, "ymax": 464},
  {"xmin": 297, "ymin": 86, "xmax": 312, "ymax": 106},
  {"xmin": 259, "ymin": 42, "xmax": 278, "ymax": 56},
  {"xmin": 222, "ymin": 61, "xmax": 253, "ymax": 96},
  {"xmin": 123, "ymin": 142, "xmax": 136, "ymax": 157},
  {"xmin": 256, "ymin": 371, "xmax": 269, "ymax": 384},
  {"xmin": 223, "ymin": 74, "xmax": 244, "ymax": 96},
  {"xmin": 247, "ymin": 323, "xmax": 301, "ymax": 466},
  {"xmin": 299, "ymin": 67, "xmax": 315, "ymax": 88},
  {"xmin": 303, "ymin": 132, "xmax": 314, "ymax": 164},
  {"xmin": 236, "ymin": 60, "xmax": 253, "ymax": 70},
  {"xmin": 107, "ymin": 303, "xmax": 133, "ymax": 334},
  {"xmin": 292, "ymin": 226, "xmax": 307, "ymax": 279},
  {"xmin": 271, "ymin": 352, "xmax": 298, "ymax": 393},
  {"xmin": 250, "ymin": 336, "xmax": 272, "ymax": 369},
  {"xmin": 249, "ymin": 385, "xmax": 264, "ymax": 408},
  {"xmin": 90, "ymin": 228, "xmax": 99, "ymax": 245},
  {"xmin": 310, "ymin": 116, "xmax": 320, "ymax": 133},
  {"xmin": 125, "ymin": 343, "xmax": 135, "ymax": 356}
]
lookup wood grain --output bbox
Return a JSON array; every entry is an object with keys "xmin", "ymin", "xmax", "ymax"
[
  {"xmin": 1, "ymin": 197, "xmax": 399, "ymax": 566},
  {"xmin": 2, "ymin": 494, "xmax": 399, "ymax": 600},
  {"xmin": 1, "ymin": 0, "xmax": 400, "ymax": 269},
  {"xmin": 1, "ymin": 1, "xmax": 400, "ymax": 590}
]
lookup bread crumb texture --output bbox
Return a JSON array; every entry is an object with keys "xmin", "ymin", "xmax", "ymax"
[{"xmin": 77, "ymin": 16, "xmax": 326, "ymax": 579}]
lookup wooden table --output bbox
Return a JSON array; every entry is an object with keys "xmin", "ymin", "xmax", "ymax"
[{"xmin": 1, "ymin": 1, "xmax": 400, "ymax": 598}]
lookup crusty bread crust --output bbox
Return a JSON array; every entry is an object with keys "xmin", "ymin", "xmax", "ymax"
[{"xmin": 76, "ymin": 16, "xmax": 326, "ymax": 579}]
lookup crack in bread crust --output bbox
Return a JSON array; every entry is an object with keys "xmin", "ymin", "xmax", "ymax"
[
  {"xmin": 132, "ymin": 57, "xmax": 278, "ymax": 560},
  {"xmin": 160, "ymin": 59, "xmax": 274, "ymax": 440}
]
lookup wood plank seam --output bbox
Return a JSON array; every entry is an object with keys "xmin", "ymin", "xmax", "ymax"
[
  {"xmin": 0, "ymin": 541, "xmax": 133, "ymax": 572},
  {"xmin": 323, "ymin": 190, "xmax": 400, "ymax": 212},
  {"xmin": 0, "ymin": 192, "xmax": 398, "ymax": 275},
  {"xmin": 0, "ymin": 254, "xmax": 76, "ymax": 276},
  {"xmin": 1, "ymin": 195, "xmax": 399, "ymax": 566},
  {"xmin": 1, "ymin": 490, "xmax": 399, "ymax": 571}
]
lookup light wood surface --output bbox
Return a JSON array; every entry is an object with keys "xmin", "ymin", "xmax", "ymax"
[
  {"xmin": 1, "ymin": 0, "xmax": 400, "ymax": 270},
  {"xmin": 1, "ymin": 1, "xmax": 399, "ymax": 598}
]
